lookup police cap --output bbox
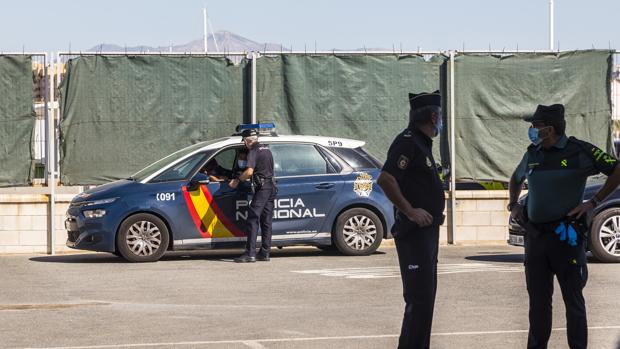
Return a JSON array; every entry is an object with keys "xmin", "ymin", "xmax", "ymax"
[
  {"xmin": 241, "ymin": 129, "xmax": 259, "ymax": 140},
  {"xmin": 524, "ymin": 104, "xmax": 565, "ymax": 123},
  {"xmin": 409, "ymin": 90, "xmax": 441, "ymax": 111}
]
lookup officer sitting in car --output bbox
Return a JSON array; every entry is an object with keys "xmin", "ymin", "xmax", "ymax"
[
  {"xmin": 203, "ymin": 159, "xmax": 232, "ymax": 182},
  {"xmin": 235, "ymin": 148, "xmax": 249, "ymax": 176}
]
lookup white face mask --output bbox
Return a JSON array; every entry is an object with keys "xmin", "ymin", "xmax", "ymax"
[{"xmin": 237, "ymin": 160, "xmax": 247, "ymax": 168}]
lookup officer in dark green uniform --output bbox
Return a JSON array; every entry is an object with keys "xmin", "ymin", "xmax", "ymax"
[
  {"xmin": 378, "ymin": 91, "xmax": 445, "ymax": 349},
  {"xmin": 509, "ymin": 104, "xmax": 620, "ymax": 349}
]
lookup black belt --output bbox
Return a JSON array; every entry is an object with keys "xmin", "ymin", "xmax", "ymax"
[{"xmin": 525, "ymin": 217, "xmax": 588, "ymax": 239}]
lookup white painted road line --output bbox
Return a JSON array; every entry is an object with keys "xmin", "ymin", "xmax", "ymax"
[
  {"xmin": 292, "ymin": 263, "xmax": 523, "ymax": 279},
  {"xmin": 17, "ymin": 326, "xmax": 620, "ymax": 349},
  {"xmin": 242, "ymin": 341, "xmax": 269, "ymax": 349}
]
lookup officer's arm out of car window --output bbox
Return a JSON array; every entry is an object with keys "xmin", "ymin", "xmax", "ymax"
[{"xmin": 377, "ymin": 171, "xmax": 433, "ymax": 227}]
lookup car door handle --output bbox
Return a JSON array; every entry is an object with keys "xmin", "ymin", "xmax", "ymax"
[{"xmin": 315, "ymin": 183, "xmax": 335, "ymax": 190}]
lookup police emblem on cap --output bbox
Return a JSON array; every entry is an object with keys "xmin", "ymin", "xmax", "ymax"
[
  {"xmin": 426, "ymin": 157, "xmax": 432, "ymax": 168},
  {"xmin": 397, "ymin": 155, "xmax": 409, "ymax": 170}
]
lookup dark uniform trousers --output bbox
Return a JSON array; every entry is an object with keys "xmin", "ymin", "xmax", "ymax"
[
  {"xmin": 394, "ymin": 225, "xmax": 440, "ymax": 349},
  {"xmin": 245, "ymin": 183, "xmax": 277, "ymax": 257},
  {"xmin": 524, "ymin": 224, "xmax": 588, "ymax": 349}
]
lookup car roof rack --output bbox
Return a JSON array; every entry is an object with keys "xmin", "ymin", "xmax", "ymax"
[{"xmin": 233, "ymin": 122, "xmax": 277, "ymax": 137}]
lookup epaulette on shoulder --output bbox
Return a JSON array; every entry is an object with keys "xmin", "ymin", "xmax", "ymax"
[
  {"xmin": 567, "ymin": 136, "xmax": 583, "ymax": 144},
  {"xmin": 567, "ymin": 136, "xmax": 591, "ymax": 153}
]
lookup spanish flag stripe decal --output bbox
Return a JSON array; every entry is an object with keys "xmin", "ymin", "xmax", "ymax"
[
  {"xmin": 182, "ymin": 185, "xmax": 246, "ymax": 239},
  {"xmin": 181, "ymin": 186, "xmax": 211, "ymax": 238},
  {"xmin": 199, "ymin": 185, "xmax": 245, "ymax": 237}
]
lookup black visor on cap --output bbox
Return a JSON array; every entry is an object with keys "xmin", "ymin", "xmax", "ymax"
[
  {"xmin": 241, "ymin": 129, "xmax": 258, "ymax": 139},
  {"xmin": 409, "ymin": 90, "xmax": 441, "ymax": 111},
  {"xmin": 524, "ymin": 104, "xmax": 565, "ymax": 123}
]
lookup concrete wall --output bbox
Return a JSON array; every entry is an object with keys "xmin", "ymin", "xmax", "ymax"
[
  {"xmin": 440, "ymin": 191, "xmax": 511, "ymax": 243},
  {"xmin": 0, "ymin": 190, "xmax": 513, "ymax": 254},
  {"xmin": 0, "ymin": 194, "xmax": 73, "ymax": 253}
]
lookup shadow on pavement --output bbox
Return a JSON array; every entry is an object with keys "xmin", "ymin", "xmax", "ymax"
[
  {"xmin": 29, "ymin": 253, "xmax": 126, "ymax": 264},
  {"xmin": 465, "ymin": 252, "xmax": 524, "ymax": 263},
  {"xmin": 466, "ymin": 251, "xmax": 603, "ymax": 264},
  {"xmin": 29, "ymin": 248, "xmax": 386, "ymax": 264}
]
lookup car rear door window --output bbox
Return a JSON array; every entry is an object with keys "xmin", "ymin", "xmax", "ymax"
[
  {"xmin": 269, "ymin": 144, "xmax": 330, "ymax": 177},
  {"xmin": 329, "ymin": 147, "xmax": 381, "ymax": 170}
]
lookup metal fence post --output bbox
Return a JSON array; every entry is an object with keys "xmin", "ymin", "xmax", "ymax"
[
  {"xmin": 251, "ymin": 52, "xmax": 257, "ymax": 124},
  {"xmin": 45, "ymin": 53, "xmax": 56, "ymax": 255},
  {"xmin": 55, "ymin": 52, "xmax": 62, "ymax": 184},
  {"xmin": 447, "ymin": 50, "xmax": 456, "ymax": 245}
]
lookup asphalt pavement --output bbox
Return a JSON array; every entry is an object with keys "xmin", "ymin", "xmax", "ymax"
[{"xmin": 1, "ymin": 245, "xmax": 619, "ymax": 349}]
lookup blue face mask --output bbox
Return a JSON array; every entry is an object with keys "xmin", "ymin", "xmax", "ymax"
[
  {"xmin": 237, "ymin": 160, "xmax": 247, "ymax": 169},
  {"xmin": 528, "ymin": 127, "xmax": 542, "ymax": 145},
  {"xmin": 433, "ymin": 117, "xmax": 443, "ymax": 137}
]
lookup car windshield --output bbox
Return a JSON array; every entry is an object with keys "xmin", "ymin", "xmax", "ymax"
[{"xmin": 131, "ymin": 138, "xmax": 226, "ymax": 182}]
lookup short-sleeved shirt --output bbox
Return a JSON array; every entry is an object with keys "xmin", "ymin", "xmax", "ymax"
[
  {"xmin": 513, "ymin": 135, "xmax": 618, "ymax": 223},
  {"xmin": 246, "ymin": 142, "xmax": 274, "ymax": 179},
  {"xmin": 382, "ymin": 128, "xmax": 445, "ymax": 221}
]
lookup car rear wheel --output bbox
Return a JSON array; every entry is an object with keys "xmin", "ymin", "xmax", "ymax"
[
  {"xmin": 333, "ymin": 208, "xmax": 383, "ymax": 256},
  {"xmin": 590, "ymin": 208, "xmax": 620, "ymax": 263},
  {"xmin": 116, "ymin": 213, "xmax": 169, "ymax": 262}
]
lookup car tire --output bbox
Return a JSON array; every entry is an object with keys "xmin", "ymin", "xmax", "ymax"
[
  {"xmin": 116, "ymin": 213, "xmax": 169, "ymax": 263},
  {"xmin": 589, "ymin": 208, "xmax": 620, "ymax": 263},
  {"xmin": 333, "ymin": 208, "xmax": 383, "ymax": 256}
]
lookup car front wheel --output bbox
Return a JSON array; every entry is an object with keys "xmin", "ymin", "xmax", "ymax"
[
  {"xmin": 116, "ymin": 213, "xmax": 169, "ymax": 262},
  {"xmin": 589, "ymin": 208, "xmax": 620, "ymax": 263},
  {"xmin": 333, "ymin": 208, "xmax": 383, "ymax": 256}
]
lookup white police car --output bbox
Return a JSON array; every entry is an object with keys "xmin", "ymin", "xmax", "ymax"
[{"xmin": 65, "ymin": 124, "xmax": 395, "ymax": 262}]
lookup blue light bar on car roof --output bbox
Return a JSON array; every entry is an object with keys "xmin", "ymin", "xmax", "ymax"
[{"xmin": 235, "ymin": 123, "xmax": 276, "ymax": 132}]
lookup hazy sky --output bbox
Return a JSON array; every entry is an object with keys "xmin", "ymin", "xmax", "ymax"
[{"xmin": 1, "ymin": 0, "xmax": 619, "ymax": 53}]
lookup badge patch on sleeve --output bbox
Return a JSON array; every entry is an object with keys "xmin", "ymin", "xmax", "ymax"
[{"xmin": 397, "ymin": 155, "xmax": 409, "ymax": 169}]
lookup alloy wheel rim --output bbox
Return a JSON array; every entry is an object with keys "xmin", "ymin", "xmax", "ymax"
[
  {"xmin": 599, "ymin": 216, "xmax": 620, "ymax": 257},
  {"xmin": 343, "ymin": 215, "xmax": 377, "ymax": 250},
  {"xmin": 126, "ymin": 221, "xmax": 162, "ymax": 256}
]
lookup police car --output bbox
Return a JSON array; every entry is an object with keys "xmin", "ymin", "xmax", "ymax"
[
  {"xmin": 508, "ymin": 176, "xmax": 620, "ymax": 263},
  {"xmin": 65, "ymin": 123, "xmax": 395, "ymax": 262}
]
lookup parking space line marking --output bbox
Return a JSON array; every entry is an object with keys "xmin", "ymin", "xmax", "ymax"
[
  {"xmin": 242, "ymin": 341, "xmax": 269, "ymax": 349},
  {"xmin": 16, "ymin": 326, "xmax": 620, "ymax": 349},
  {"xmin": 292, "ymin": 263, "xmax": 523, "ymax": 279}
]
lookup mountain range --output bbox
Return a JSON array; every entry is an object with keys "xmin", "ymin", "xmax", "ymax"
[{"xmin": 88, "ymin": 30, "xmax": 287, "ymax": 53}]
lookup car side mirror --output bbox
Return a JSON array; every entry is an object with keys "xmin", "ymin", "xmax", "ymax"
[{"xmin": 189, "ymin": 178, "xmax": 210, "ymax": 190}]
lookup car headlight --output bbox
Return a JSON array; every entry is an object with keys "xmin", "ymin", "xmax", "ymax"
[
  {"xmin": 83, "ymin": 197, "xmax": 118, "ymax": 207},
  {"xmin": 84, "ymin": 209, "xmax": 106, "ymax": 219}
]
